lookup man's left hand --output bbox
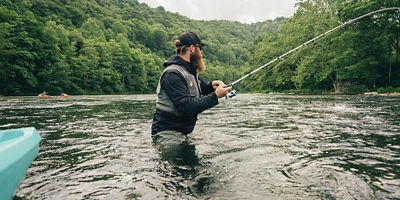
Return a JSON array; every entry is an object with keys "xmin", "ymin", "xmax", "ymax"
[{"xmin": 212, "ymin": 80, "xmax": 224, "ymax": 89}]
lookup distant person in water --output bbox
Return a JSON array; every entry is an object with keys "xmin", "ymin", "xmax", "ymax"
[
  {"xmin": 151, "ymin": 32, "xmax": 232, "ymax": 145},
  {"xmin": 60, "ymin": 92, "xmax": 68, "ymax": 97}
]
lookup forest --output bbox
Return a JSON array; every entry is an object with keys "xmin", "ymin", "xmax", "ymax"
[
  {"xmin": 247, "ymin": 0, "xmax": 400, "ymax": 94},
  {"xmin": 1, "ymin": 0, "xmax": 399, "ymax": 95}
]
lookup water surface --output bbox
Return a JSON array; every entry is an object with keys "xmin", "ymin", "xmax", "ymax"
[{"xmin": 1, "ymin": 94, "xmax": 399, "ymax": 199}]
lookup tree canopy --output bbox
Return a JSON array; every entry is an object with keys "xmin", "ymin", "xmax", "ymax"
[
  {"xmin": 1, "ymin": 0, "xmax": 399, "ymax": 95},
  {"xmin": 0, "ymin": 0, "xmax": 284, "ymax": 95},
  {"xmin": 247, "ymin": 0, "xmax": 400, "ymax": 94}
]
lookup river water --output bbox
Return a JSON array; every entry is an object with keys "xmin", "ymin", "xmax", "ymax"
[{"xmin": 0, "ymin": 94, "xmax": 399, "ymax": 199}]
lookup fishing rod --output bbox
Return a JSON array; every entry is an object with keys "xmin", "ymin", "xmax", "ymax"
[{"xmin": 225, "ymin": 7, "xmax": 400, "ymax": 99}]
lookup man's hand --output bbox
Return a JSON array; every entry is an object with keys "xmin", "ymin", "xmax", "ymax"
[
  {"xmin": 215, "ymin": 84, "xmax": 232, "ymax": 98},
  {"xmin": 212, "ymin": 80, "xmax": 224, "ymax": 89}
]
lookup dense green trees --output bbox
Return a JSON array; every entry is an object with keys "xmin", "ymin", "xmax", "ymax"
[
  {"xmin": 248, "ymin": 0, "xmax": 400, "ymax": 94},
  {"xmin": 2, "ymin": 0, "xmax": 398, "ymax": 95},
  {"xmin": 0, "ymin": 0, "xmax": 283, "ymax": 95}
]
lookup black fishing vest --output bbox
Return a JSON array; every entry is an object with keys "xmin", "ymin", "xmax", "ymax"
[{"xmin": 156, "ymin": 64, "xmax": 202, "ymax": 116}]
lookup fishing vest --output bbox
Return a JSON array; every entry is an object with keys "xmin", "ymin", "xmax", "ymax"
[{"xmin": 156, "ymin": 64, "xmax": 201, "ymax": 116}]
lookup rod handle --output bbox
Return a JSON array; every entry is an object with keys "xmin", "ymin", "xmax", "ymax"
[{"xmin": 224, "ymin": 84, "xmax": 232, "ymax": 88}]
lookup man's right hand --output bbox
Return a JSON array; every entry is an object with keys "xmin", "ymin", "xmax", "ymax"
[{"xmin": 215, "ymin": 84, "xmax": 232, "ymax": 98}]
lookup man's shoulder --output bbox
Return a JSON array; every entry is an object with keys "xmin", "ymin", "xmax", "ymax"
[
  {"xmin": 163, "ymin": 64, "xmax": 184, "ymax": 71},
  {"xmin": 161, "ymin": 66, "xmax": 186, "ymax": 84},
  {"xmin": 162, "ymin": 64, "xmax": 188, "ymax": 77}
]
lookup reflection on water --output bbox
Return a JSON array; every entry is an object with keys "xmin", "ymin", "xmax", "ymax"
[
  {"xmin": 155, "ymin": 141, "xmax": 215, "ymax": 198},
  {"xmin": 0, "ymin": 94, "xmax": 399, "ymax": 199}
]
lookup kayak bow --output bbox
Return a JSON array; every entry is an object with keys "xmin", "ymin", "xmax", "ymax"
[{"xmin": 0, "ymin": 127, "xmax": 41, "ymax": 200}]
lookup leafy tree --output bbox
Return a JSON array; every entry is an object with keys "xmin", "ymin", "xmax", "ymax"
[
  {"xmin": 0, "ymin": 0, "xmax": 285, "ymax": 95},
  {"xmin": 248, "ymin": 0, "xmax": 400, "ymax": 93}
]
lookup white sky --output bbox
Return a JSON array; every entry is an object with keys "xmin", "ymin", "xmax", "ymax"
[{"xmin": 137, "ymin": 0, "xmax": 297, "ymax": 24}]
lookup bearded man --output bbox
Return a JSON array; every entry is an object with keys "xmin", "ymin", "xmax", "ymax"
[{"xmin": 151, "ymin": 32, "xmax": 232, "ymax": 145}]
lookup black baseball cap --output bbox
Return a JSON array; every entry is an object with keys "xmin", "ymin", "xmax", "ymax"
[{"xmin": 177, "ymin": 32, "xmax": 208, "ymax": 47}]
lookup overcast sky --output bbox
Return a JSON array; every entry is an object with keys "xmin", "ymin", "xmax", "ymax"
[{"xmin": 137, "ymin": 0, "xmax": 297, "ymax": 24}]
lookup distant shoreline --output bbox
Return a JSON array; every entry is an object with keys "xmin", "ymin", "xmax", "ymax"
[
  {"xmin": 265, "ymin": 92, "xmax": 400, "ymax": 96},
  {"xmin": 361, "ymin": 92, "xmax": 400, "ymax": 96},
  {"xmin": 1, "ymin": 92, "xmax": 400, "ymax": 97}
]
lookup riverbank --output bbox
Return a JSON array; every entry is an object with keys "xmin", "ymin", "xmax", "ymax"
[
  {"xmin": 363, "ymin": 92, "xmax": 400, "ymax": 96},
  {"xmin": 2, "ymin": 90, "xmax": 400, "ymax": 97},
  {"xmin": 265, "ymin": 91, "xmax": 400, "ymax": 96},
  {"xmin": 258, "ymin": 86, "xmax": 400, "ymax": 96}
]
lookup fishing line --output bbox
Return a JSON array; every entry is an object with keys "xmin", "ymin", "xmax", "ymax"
[
  {"xmin": 241, "ymin": 42, "xmax": 309, "ymax": 91},
  {"xmin": 224, "ymin": 7, "xmax": 400, "ymax": 99}
]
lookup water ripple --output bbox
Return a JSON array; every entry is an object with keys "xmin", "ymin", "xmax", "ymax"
[{"xmin": 1, "ymin": 94, "xmax": 399, "ymax": 199}]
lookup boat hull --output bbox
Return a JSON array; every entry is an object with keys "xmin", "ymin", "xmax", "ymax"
[{"xmin": 0, "ymin": 127, "xmax": 41, "ymax": 200}]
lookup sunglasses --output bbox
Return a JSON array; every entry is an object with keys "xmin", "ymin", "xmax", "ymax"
[{"xmin": 194, "ymin": 44, "xmax": 203, "ymax": 51}]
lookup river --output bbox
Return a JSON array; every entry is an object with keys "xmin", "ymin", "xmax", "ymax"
[{"xmin": 0, "ymin": 94, "xmax": 399, "ymax": 199}]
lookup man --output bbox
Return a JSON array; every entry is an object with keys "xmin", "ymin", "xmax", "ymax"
[{"xmin": 151, "ymin": 32, "xmax": 232, "ymax": 145}]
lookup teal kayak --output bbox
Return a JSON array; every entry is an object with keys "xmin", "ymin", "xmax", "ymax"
[{"xmin": 0, "ymin": 127, "xmax": 41, "ymax": 200}]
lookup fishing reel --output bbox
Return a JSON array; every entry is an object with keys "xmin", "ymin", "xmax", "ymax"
[
  {"xmin": 225, "ymin": 89, "xmax": 237, "ymax": 99},
  {"xmin": 225, "ymin": 90, "xmax": 237, "ymax": 99},
  {"xmin": 224, "ymin": 84, "xmax": 237, "ymax": 99}
]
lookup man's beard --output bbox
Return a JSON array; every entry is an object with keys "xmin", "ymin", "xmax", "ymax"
[{"xmin": 190, "ymin": 48, "xmax": 206, "ymax": 73}]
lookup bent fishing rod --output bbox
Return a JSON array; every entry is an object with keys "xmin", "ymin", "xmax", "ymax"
[{"xmin": 224, "ymin": 7, "xmax": 400, "ymax": 98}]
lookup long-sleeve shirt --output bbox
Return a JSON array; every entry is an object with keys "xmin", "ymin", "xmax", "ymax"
[{"xmin": 151, "ymin": 55, "xmax": 218, "ymax": 135}]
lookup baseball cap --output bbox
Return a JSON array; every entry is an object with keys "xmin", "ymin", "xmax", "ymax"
[{"xmin": 177, "ymin": 32, "xmax": 208, "ymax": 47}]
